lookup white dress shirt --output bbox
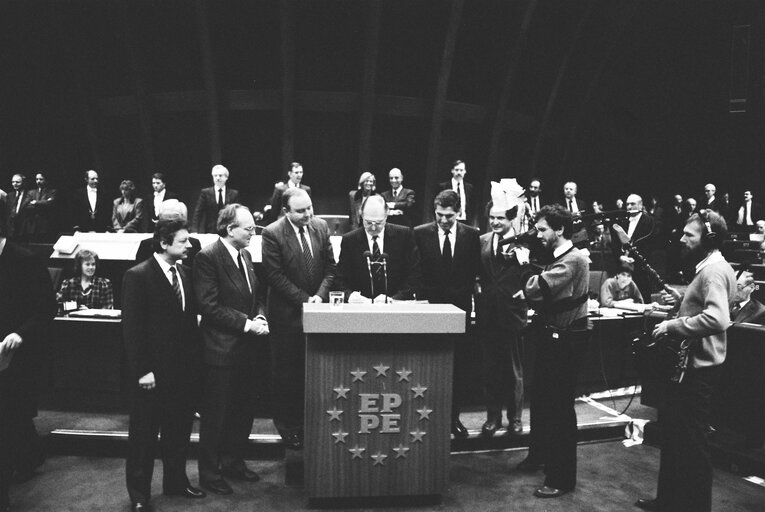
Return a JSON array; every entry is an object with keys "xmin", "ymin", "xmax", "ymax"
[
  {"xmin": 627, "ymin": 212, "xmax": 642, "ymax": 240},
  {"xmin": 288, "ymin": 218, "xmax": 313, "ymax": 257},
  {"xmin": 153, "ymin": 189, "xmax": 166, "ymax": 217},
  {"xmin": 438, "ymin": 225, "xmax": 456, "ymax": 257},
  {"xmin": 87, "ymin": 186, "xmax": 98, "ymax": 212},
  {"xmin": 365, "ymin": 228, "xmax": 385, "ymax": 254},
  {"xmin": 153, "ymin": 253, "xmax": 185, "ymax": 311},
  {"xmin": 451, "ymin": 178, "xmax": 467, "ymax": 220}
]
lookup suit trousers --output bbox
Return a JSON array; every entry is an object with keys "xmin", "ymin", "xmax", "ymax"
[
  {"xmin": 656, "ymin": 366, "xmax": 718, "ymax": 512},
  {"xmin": 198, "ymin": 364, "xmax": 257, "ymax": 482},
  {"xmin": 480, "ymin": 327, "xmax": 524, "ymax": 421},
  {"xmin": 269, "ymin": 329, "xmax": 305, "ymax": 436},
  {"xmin": 528, "ymin": 327, "xmax": 588, "ymax": 491},
  {"xmin": 0, "ymin": 406, "xmax": 43, "ymax": 507},
  {"xmin": 452, "ymin": 327, "xmax": 476, "ymax": 419},
  {"xmin": 126, "ymin": 386, "xmax": 195, "ymax": 503}
]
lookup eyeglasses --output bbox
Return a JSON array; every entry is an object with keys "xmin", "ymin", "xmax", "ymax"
[
  {"xmin": 232, "ymin": 224, "xmax": 256, "ymax": 233},
  {"xmin": 362, "ymin": 219, "xmax": 385, "ymax": 227}
]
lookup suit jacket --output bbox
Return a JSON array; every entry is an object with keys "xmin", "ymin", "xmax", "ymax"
[
  {"xmin": 562, "ymin": 197, "xmax": 587, "ymax": 214},
  {"xmin": 0, "ymin": 242, "xmax": 56, "ymax": 418},
  {"xmin": 261, "ymin": 216, "xmax": 335, "ymax": 329},
  {"xmin": 191, "ymin": 187, "xmax": 241, "ymax": 233},
  {"xmin": 476, "ymin": 232, "xmax": 531, "ymax": 331},
  {"xmin": 122, "ymin": 257, "xmax": 201, "ymax": 392},
  {"xmin": 6, "ymin": 189, "xmax": 32, "ymax": 238},
  {"xmin": 610, "ymin": 212, "xmax": 655, "ymax": 256},
  {"xmin": 735, "ymin": 201, "xmax": 765, "ymax": 228},
  {"xmin": 437, "ymin": 180, "xmax": 475, "ymax": 226},
  {"xmin": 381, "ymin": 187, "xmax": 416, "ymax": 227},
  {"xmin": 413, "ymin": 221, "xmax": 480, "ymax": 316},
  {"xmin": 336, "ymin": 224, "xmax": 421, "ymax": 300},
  {"xmin": 72, "ymin": 187, "xmax": 111, "ymax": 232},
  {"xmin": 732, "ymin": 298, "xmax": 765, "ymax": 325},
  {"xmin": 146, "ymin": 190, "xmax": 179, "ymax": 228},
  {"xmin": 25, "ymin": 187, "xmax": 58, "ymax": 239},
  {"xmin": 193, "ymin": 239, "xmax": 265, "ymax": 366},
  {"xmin": 112, "ymin": 197, "xmax": 146, "ymax": 233},
  {"xmin": 265, "ymin": 182, "xmax": 312, "ymax": 224},
  {"xmin": 134, "ymin": 235, "xmax": 202, "ymax": 267}
]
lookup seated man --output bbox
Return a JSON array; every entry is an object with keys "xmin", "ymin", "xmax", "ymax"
[
  {"xmin": 599, "ymin": 264, "xmax": 643, "ymax": 308},
  {"xmin": 731, "ymin": 271, "xmax": 765, "ymax": 325}
]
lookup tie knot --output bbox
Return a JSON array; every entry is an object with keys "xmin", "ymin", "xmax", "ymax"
[
  {"xmin": 372, "ymin": 235, "xmax": 378, "ymax": 241},
  {"xmin": 169, "ymin": 266, "xmax": 177, "ymax": 275},
  {"xmin": 299, "ymin": 226, "xmax": 305, "ymax": 234},
  {"xmin": 444, "ymin": 229, "xmax": 450, "ymax": 236}
]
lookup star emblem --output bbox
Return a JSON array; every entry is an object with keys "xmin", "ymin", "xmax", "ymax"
[
  {"xmin": 393, "ymin": 444, "xmax": 410, "ymax": 458},
  {"xmin": 350, "ymin": 368, "xmax": 367, "ymax": 382},
  {"xmin": 410, "ymin": 429, "xmax": 426, "ymax": 443},
  {"xmin": 326, "ymin": 407, "xmax": 343, "ymax": 421},
  {"xmin": 373, "ymin": 363, "xmax": 390, "ymax": 377},
  {"xmin": 411, "ymin": 384, "xmax": 427, "ymax": 398},
  {"xmin": 395, "ymin": 368, "xmax": 412, "ymax": 382},
  {"xmin": 416, "ymin": 407, "xmax": 433, "ymax": 420},
  {"xmin": 333, "ymin": 385, "xmax": 350, "ymax": 399},
  {"xmin": 332, "ymin": 431, "xmax": 348, "ymax": 444},
  {"xmin": 348, "ymin": 445, "xmax": 365, "ymax": 459},
  {"xmin": 371, "ymin": 452, "xmax": 388, "ymax": 466}
]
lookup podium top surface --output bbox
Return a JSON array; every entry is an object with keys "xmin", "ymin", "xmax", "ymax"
[{"xmin": 303, "ymin": 303, "xmax": 465, "ymax": 334}]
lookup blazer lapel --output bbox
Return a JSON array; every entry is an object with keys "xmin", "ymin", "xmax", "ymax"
[
  {"xmin": 216, "ymin": 240, "xmax": 250, "ymax": 298},
  {"xmin": 282, "ymin": 219, "xmax": 302, "ymax": 266},
  {"xmin": 148, "ymin": 258, "xmax": 183, "ymax": 312}
]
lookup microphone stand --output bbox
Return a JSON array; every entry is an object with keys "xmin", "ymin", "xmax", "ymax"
[{"xmin": 382, "ymin": 258, "xmax": 389, "ymax": 304}]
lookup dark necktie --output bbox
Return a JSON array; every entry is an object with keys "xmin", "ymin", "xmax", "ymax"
[
  {"xmin": 568, "ymin": 199, "xmax": 573, "ymax": 212},
  {"xmin": 299, "ymin": 226, "xmax": 316, "ymax": 279},
  {"xmin": 217, "ymin": 188, "xmax": 224, "ymax": 210},
  {"xmin": 731, "ymin": 302, "xmax": 742, "ymax": 321},
  {"xmin": 169, "ymin": 266, "xmax": 183, "ymax": 310},
  {"xmin": 372, "ymin": 235, "xmax": 385, "ymax": 292},
  {"xmin": 442, "ymin": 229, "xmax": 453, "ymax": 268},
  {"xmin": 15, "ymin": 191, "xmax": 22, "ymax": 214},
  {"xmin": 236, "ymin": 252, "xmax": 249, "ymax": 291}
]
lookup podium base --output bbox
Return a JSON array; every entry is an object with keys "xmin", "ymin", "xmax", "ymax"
[{"xmin": 308, "ymin": 494, "xmax": 442, "ymax": 509}]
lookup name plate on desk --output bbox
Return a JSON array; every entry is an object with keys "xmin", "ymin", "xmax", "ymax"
[{"xmin": 303, "ymin": 303, "xmax": 465, "ymax": 334}]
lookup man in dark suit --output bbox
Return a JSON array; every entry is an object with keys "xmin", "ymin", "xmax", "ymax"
[
  {"xmin": 610, "ymin": 193, "xmax": 655, "ymax": 299},
  {"xmin": 147, "ymin": 173, "xmax": 179, "ymax": 230},
  {"xmin": 123, "ymin": 219, "xmax": 206, "ymax": 511},
  {"xmin": 731, "ymin": 271, "xmax": 765, "ymax": 325},
  {"xmin": 381, "ymin": 168, "xmax": 416, "ymax": 227},
  {"xmin": 562, "ymin": 181, "xmax": 586, "ymax": 214},
  {"xmin": 336, "ymin": 194, "xmax": 421, "ymax": 302},
  {"xmin": 24, "ymin": 173, "xmax": 58, "ymax": 243},
  {"xmin": 191, "ymin": 165, "xmax": 241, "ymax": 234},
  {"xmin": 0, "ymin": 212, "xmax": 56, "ymax": 512},
  {"xmin": 437, "ymin": 160, "xmax": 475, "ymax": 226},
  {"xmin": 6, "ymin": 174, "xmax": 31, "ymax": 241},
  {"xmin": 71, "ymin": 169, "xmax": 111, "ymax": 232},
  {"xmin": 735, "ymin": 190, "xmax": 764, "ymax": 232},
  {"xmin": 261, "ymin": 188, "xmax": 335, "ymax": 449},
  {"xmin": 193, "ymin": 204, "xmax": 267, "ymax": 495},
  {"xmin": 134, "ymin": 200, "xmax": 201, "ymax": 266},
  {"xmin": 413, "ymin": 190, "xmax": 480, "ymax": 438},
  {"xmin": 476, "ymin": 186, "xmax": 532, "ymax": 438},
  {"xmin": 263, "ymin": 162, "xmax": 312, "ymax": 224}
]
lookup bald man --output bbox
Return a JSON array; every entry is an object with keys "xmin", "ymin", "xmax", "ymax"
[
  {"xmin": 191, "ymin": 165, "xmax": 241, "ymax": 234},
  {"xmin": 609, "ymin": 193, "xmax": 655, "ymax": 299}
]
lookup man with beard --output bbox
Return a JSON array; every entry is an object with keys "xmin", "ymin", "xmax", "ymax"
[
  {"xmin": 636, "ymin": 210, "xmax": 736, "ymax": 512},
  {"xmin": 521, "ymin": 204, "xmax": 590, "ymax": 498}
]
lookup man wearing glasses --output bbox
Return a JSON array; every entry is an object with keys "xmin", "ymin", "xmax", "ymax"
[
  {"xmin": 193, "ymin": 204, "xmax": 268, "ymax": 496},
  {"xmin": 336, "ymin": 194, "xmax": 421, "ymax": 303}
]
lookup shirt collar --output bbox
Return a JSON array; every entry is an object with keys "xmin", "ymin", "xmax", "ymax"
[
  {"xmin": 153, "ymin": 253, "xmax": 178, "ymax": 274},
  {"xmin": 220, "ymin": 237, "xmax": 242, "ymax": 261},
  {"xmin": 695, "ymin": 249, "xmax": 725, "ymax": 274},
  {"xmin": 553, "ymin": 239, "xmax": 574, "ymax": 259},
  {"xmin": 366, "ymin": 228, "xmax": 385, "ymax": 244},
  {"xmin": 287, "ymin": 217, "xmax": 306, "ymax": 236}
]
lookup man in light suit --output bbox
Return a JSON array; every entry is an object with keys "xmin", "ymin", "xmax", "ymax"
[
  {"xmin": 381, "ymin": 168, "xmax": 416, "ymax": 227},
  {"xmin": 193, "ymin": 204, "xmax": 268, "ymax": 495},
  {"xmin": 437, "ymin": 160, "xmax": 475, "ymax": 226},
  {"xmin": 336, "ymin": 194, "xmax": 421, "ymax": 303},
  {"xmin": 262, "ymin": 188, "xmax": 335, "ymax": 449},
  {"xmin": 0, "ymin": 208, "xmax": 56, "ymax": 512},
  {"xmin": 191, "ymin": 165, "xmax": 241, "ymax": 234},
  {"xmin": 413, "ymin": 189, "xmax": 480, "ymax": 438},
  {"xmin": 263, "ymin": 162, "xmax": 312, "ymax": 224},
  {"xmin": 71, "ymin": 169, "xmax": 111, "ymax": 232},
  {"xmin": 123, "ymin": 219, "xmax": 206, "ymax": 511}
]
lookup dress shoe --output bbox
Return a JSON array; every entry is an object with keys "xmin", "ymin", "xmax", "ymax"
[
  {"xmin": 510, "ymin": 419, "xmax": 524, "ymax": 435},
  {"xmin": 451, "ymin": 419, "xmax": 469, "ymax": 438},
  {"xmin": 221, "ymin": 465, "xmax": 261, "ymax": 482},
  {"xmin": 480, "ymin": 418, "xmax": 502, "ymax": 437},
  {"xmin": 534, "ymin": 485, "xmax": 568, "ymax": 498},
  {"xmin": 516, "ymin": 456, "xmax": 544, "ymax": 472},
  {"xmin": 200, "ymin": 478, "xmax": 233, "ymax": 495},
  {"xmin": 131, "ymin": 502, "xmax": 153, "ymax": 512},
  {"xmin": 163, "ymin": 485, "xmax": 206, "ymax": 498},
  {"xmin": 635, "ymin": 497, "xmax": 660, "ymax": 511}
]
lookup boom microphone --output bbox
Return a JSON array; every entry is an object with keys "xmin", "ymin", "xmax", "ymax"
[{"xmin": 498, "ymin": 228, "xmax": 538, "ymax": 247}]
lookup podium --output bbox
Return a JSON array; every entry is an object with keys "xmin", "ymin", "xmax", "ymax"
[{"xmin": 303, "ymin": 303, "xmax": 465, "ymax": 501}]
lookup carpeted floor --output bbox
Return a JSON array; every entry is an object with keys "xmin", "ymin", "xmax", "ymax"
[{"xmin": 7, "ymin": 441, "xmax": 764, "ymax": 511}]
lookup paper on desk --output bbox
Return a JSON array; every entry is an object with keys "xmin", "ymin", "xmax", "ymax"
[{"xmin": 68, "ymin": 309, "xmax": 122, "ymax": 318}]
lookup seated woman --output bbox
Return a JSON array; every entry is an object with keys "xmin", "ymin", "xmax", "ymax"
[
  {"xmin": 112, "ymin": 179, "xmax": 145, "ymax": 233},
  {"xmin": 349, "ymin": 171, "xmax": 376, "ymax": 230},
  {"xmin": 599, "ymin": 264, "xmax": 643, "ymax": 308},
  {"xmin": 57, "ymin": 249, "xmax": 114, "ymax": 310}
]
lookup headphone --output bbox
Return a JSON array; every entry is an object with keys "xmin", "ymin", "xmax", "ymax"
[{"xmin": 698, "ymin": 209, "xmax": 721, "ymax": 249}]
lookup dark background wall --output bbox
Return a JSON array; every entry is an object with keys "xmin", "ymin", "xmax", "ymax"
[{"xmin": 0, "ymin": 0, "xmax": 762, "ymax": 226}]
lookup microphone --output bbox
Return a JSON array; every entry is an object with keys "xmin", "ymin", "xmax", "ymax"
[
  {"xmin": 579, "ymin": 209, "xmax": 631, "ymax": 223},
  {"xmin": 611, "ymin": 223, "xmax": 631, "ymax": 248},
  {"xmin": 381, "ymin": 257, "xmax": 389, "ymax": 303},
  {"xmin": 362, "ymin": 250, "xmax": 375, "ymax": 298},
  {"xmin": 497, "ymin": 228, "xmax": 538, "ymax": 247}
]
